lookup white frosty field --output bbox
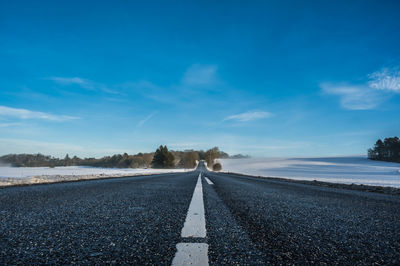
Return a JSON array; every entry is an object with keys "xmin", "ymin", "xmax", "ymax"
[
  {"xmin": 0, "ymin": 166, "xmax": 187, "ymax": 187},
  {"xmin": 218, "ymin": 156, "xmax": 400, "ymax": 188}
]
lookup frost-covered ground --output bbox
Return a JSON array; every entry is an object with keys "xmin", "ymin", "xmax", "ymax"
[
  {"xmin": 0, "ymin": 166, "xmax": 188, "ymax": 187},
  {"xmin": 218, "ymin": 156, "xmax": 400, "ymax": 187}
]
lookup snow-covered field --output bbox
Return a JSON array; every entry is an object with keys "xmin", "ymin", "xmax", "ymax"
[
  {"xmin": 0, "ymin": 166, "xmax": 188, "ymax": 187},
  {"xmin": 218, "ymin": 156, "xmax": 400, "ymax": 187}
]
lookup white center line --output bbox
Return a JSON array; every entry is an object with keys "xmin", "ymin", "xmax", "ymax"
[
  {"xmin": 181, "ymin": 173, "xmax": 206, "ymax": 238},
  {"xmin": 204, "ymin": 176, "xmax": 214, "ymax": 185},
  {"xmin": 171, "ymin": 243, "xmax": 209, "ymax": 266},
  {"xmin": 172, "ymin": 173, "xmax": 209, "ymax": 266}
]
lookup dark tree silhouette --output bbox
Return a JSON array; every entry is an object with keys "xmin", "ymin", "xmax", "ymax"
[
  {"xmin": 368, "ymin": 137, "xmax": 400, "ymax": 163},
  {"xmin": 151, "ymin": 145, "xmax": 175, "ymax": 168}
]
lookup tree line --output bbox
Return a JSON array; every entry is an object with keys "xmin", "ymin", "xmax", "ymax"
[
  {"xmin": 150, "ymin": 146, "xmax": 229, "ymax": 169},
  {"xmin": 368, "ymin": 136, "xmax": 400, "ymax": 163},
  {"xmin": 0, "ymin": 152, "xmax": 154, "ymax": 168},
  {"xmin": 0, "ymin": 146, "xmax": 233, "ymax": 169}
]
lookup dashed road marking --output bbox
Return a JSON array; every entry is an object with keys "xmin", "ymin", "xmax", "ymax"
[
  {"xmin": 171, "ymin": 243, "xmax": 209, "ymax": 266},
  {"xmin": 172, "ymin": 173, "xmax": 209, "ymax": 266},
  {"xmin": 204, "ymin": 176, "xmax": 214, "ymax": 185},
  {"xmin": 181, "ymin": 173, "xmax": 206, "ymax": 238}
]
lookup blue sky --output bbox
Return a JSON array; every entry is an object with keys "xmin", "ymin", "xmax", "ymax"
[{"xmin": 0, "ymin": 0, "xmax": 399, "ymax": 158}]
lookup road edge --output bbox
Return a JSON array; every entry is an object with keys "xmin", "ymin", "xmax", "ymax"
[
  {"xmin": 0, "ymin": 170, "xmax": 195, "ymax": 189},
  {"xmin": 210, "ymin": 170, "xmax": 400, "ymax": 196}
]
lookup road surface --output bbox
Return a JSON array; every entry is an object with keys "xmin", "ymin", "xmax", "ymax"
[{"xmin": 1, "ymin": 162, "xmax": 400, "ymax": 264}]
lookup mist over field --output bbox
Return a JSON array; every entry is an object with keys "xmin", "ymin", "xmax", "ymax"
[{"xmin": 218, "ymin": 156, "xmax": 400, "ymax": 187}]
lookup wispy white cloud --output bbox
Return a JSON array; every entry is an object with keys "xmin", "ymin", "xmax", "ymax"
[
  {"xmin": 321, "ymin": 83, "xmax": 383, "ymax": 110},
  {"xmin": 321, "ymin": 67, "xmax": 400, "ymax": 110},
  {"xmin": 47, "ymin": 77, "xmax": 93, "ymax": 88},
  {"xmin": 47, "ymin": 76, "xmax": 120, "ymax": 94},
  {"xmin": 181, "ymin": 64, "xmax": 219, "ymax": 87},
  {"xmin": 137, "ymin": 111, "xmax": 157, "ymax": 127},
  {"xmin": 368, "ymin": 67, "xmax": 400, "ymax": 92},
  {"xmin": 0, "ymin": 106, "xmax": 79, "ymax": 121},
  {"xmin": 225, "ymin": 111, "xmax": 272, "ymax": 122}
]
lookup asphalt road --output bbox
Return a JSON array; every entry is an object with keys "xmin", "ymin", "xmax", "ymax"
[{"xmin": 1, "ymin": 163, "xmax": 400, "ymax": 265}]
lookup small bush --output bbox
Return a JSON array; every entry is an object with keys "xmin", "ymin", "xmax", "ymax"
[{"xmin": 213, "ymin": 163, "xmax": 222, "ymax": 171}]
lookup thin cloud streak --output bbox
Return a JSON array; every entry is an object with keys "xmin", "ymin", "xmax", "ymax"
[
  {"xmin": 137, "ymin": 111, "xmax": 157, "ymax": 127},
  {"xmin": 47, "ymin": 77, "xmax": 120, "ymax": 94},
  {"xmin": 47, "ymin": 77, "xmax": 93, "ymax": 88},
  {"xmin": 0, "ymin": 106, "xmax": 79, "ymax": 121},
  {"xmin": 225, "ymin": 111, "xmax": 272, "ymax": 122}
]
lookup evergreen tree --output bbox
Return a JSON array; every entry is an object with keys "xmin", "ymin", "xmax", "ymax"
[
  {"xmin": 368, "ymin": 137, "xmax": 400, "ymax": 162},
  {"xmin": 151, "ymin": 145, "xmax": 175, "ymax": 168},
  {"xmin": 64, "ymin": 154, "xmax": 71, "ymax": 166}
]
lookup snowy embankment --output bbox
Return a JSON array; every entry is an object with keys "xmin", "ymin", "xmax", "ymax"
[
  {"xmin": 0, "ymin": 166, "xmax": 188, "ymax": 187},
  {"xmin": 217, "ymin": 156, "xmax": 400, "ymax": 188}
]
